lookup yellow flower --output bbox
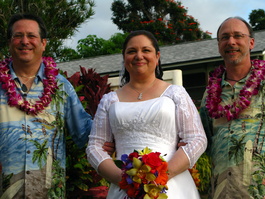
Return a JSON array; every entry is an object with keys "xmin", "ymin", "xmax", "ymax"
[
  {"xmin": 189, "ymin": 166, "xmax": 201, "ymax": 187},
  {"xmin": 139, "ymin": 147, "xmax": 153, "ymax": 155},
  {"xmin": 143, "ymin": 184, "xmax": 168, "ymax": 199},
  {"xmin": 126, "ymin": 158, "xmax": 156, "ymax": 184},
  {"xmin": 119, "ymin": 147, "xmax": 169, "ymax": 198}
]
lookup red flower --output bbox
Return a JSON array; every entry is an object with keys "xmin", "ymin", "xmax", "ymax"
[
  {"xmin": 118, "ymin": 147, "xmax": 168, "ymax": 198},
  {"xmin": 142, "ymin": 152, "xmax": 162, "ymax": 168},
  {"xmin": 206, "ymin": 60, "xmax": 265, "ymax": 121},
  {"xmin": 0, "ymin": 57, "xmax": 59, "ymax": 115},
  {"xmin": 129, "ymin": 151, "xmax": 139, "ymax": 160}
]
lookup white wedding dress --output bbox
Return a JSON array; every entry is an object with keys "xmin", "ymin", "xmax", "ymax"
[{"xmin": 87, "ymin": 85, "xmax": 207, "ymax": 199}]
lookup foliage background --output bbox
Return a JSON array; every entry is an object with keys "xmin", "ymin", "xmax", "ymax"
[
  {"xmin": 0, "ymin": 0, "xmax": 95, "ymax": 59},
  {"xmin": 111, "ymin": 0, "xmax": 212, "ymax": 45},
  {"xmin": 64, "ymin": 67, "xmax": 111, "ymax": 198},
  {"xmin": 1, "ymin": 0, "xmax": 264, "ymax": 62}
]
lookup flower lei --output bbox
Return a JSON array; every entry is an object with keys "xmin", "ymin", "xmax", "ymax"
[
  {"xmin": 206, "ymin": 59, "xmax": 265, "ymax": 121},
  {"xmin": 0, "ymin": 57, "xmax": 59, "ymax": 115},
  {"xmin": 117, "ymin": 147, "xmax": 168, "ymax": 199}
]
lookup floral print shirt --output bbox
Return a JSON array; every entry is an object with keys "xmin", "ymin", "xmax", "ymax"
[
  {"xmin": 0, "ymin": 62, "xmax": 92, "ymax": 199},
  {"xmin": 200, "ymin": 61, "xmax": 265, "ymax": 199}
]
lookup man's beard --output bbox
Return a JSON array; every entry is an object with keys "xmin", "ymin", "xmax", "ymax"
[{"xmin": 225, "ymin": 51, "xmax": 248, "ymax": 65}]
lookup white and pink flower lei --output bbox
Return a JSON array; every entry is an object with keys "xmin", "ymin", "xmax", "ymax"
[
  {"xmin": 206, "ymin": 59, "xmax": 265, "ymax": 121},
  {"xmin": 0, "ymin": 57, "xmax": 59, "ymax": 115}
]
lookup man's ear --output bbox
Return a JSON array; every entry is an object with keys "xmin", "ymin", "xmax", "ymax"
[{"xmin": 42, "ymin": 38, "xmax": 47, "ymax": 51}]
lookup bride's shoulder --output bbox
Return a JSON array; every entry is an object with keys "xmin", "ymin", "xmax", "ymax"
[
  {"xmin": 100, "ymin": 91, "xmax": 119, "ymax": 104},
  {"xmin": 164, "ymin": 84, "xmax": 186, "ymax": 95}
]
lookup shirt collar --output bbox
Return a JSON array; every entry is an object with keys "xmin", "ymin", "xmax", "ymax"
[
  {"xmin": 9, "ymin": 61, "xmax": 45, "ymax": 84},
  {"xmin": 221, "ymin": 65, "xmax": 253, "ymax": 87}
]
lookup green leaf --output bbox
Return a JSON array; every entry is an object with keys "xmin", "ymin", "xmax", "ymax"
[{"xmin": 114, "ymin": 160, "xmax": 124, "ymax": 168}]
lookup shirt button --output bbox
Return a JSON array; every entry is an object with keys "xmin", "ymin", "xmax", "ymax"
[
  {"xmin": 27, "ymin": 150, "xmax": 31, "ymax": 154},
  {"xmin": 26, "ymin": 171, "xmax": 30, "ymax": 174}
]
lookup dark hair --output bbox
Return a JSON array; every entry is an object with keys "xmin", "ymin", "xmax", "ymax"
[
  {"xmin": 217, "ymin": 16, "xmax": 254, "ymax": 41},
  {"xmin": 120, "ymin": 30, "xmax": 163, "ymax": 86},
  {"xmin": 7, "ymin": 13, "xmax": 47, "ymax": 40}
]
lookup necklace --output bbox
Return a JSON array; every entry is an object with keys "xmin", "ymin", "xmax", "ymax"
[
  {"xmin": 20, "ymin": 78, "xmax": 33, "ymax": 92},
  {"xmin": 225, "ymin": 72, "xmax": 249, "ymax": 82},
  {"xmin": 129, "ymin": 78, "xmax": 157, "ymax": 100},
  {"xmin": 205, "ymin": 59, "xmax": 265, "ymax": 121},
  {"xmin": 225, "ymin": 78, "xmax": 240, "ymax": 82},
  {"xmin": 0, "ymin": 57, "xmax": 59, "ymax": 115},
  {"xmin": 17, "ymin": 75, "xmax": 36, "ymax": 78},
  {"xmin": 17, "ymin": 75, "xmax": 37, "ymax": 92}
]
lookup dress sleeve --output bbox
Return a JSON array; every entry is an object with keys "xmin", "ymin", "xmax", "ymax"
[
  {"xmin": 171, "ymin": 86, "xmax": 207, "ymax": 168},
  {"xmin": 86, "ymin": 92, "xmax": 116, "ymax": 172}
]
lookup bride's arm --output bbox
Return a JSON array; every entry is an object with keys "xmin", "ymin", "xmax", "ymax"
[
  {"xmin": 167, "ymin": 147, "xmax": 190, "ymax": 180},
  {"xmin": 86, "ymin": 93, "xmax": 120, "ymax": 184},
  {"xmin": 98, "ymin": 159, "xmax": 122, "ymax": 185},
  {"xmin": 168, "ymin": 86, "xmax": 207, "ymax": 179}
]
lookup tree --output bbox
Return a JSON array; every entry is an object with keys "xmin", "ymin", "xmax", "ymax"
[
  {"xmin": 0, "ymin": 0, "xmax": 95, "ymax": 59},
  {"xmin": 77, "ymin": 35, "xmax": 107, "ymax": 58},
  {"xmin": 56, "ymin": 47, "xmax": 82, "ymax": 62},
  {"xmin": 76, "ymin": 33, "xmax": 128, "ymax": 58},
  {"xmin": 103, "ymin": 32, "xmax": 128, "ymax": 54},
  {"xmin": 249, "ymin": 9, "xmax": 265, "ymax": 31},
  {"xmin": 111, "ymin": 0, "xmax": 211, "ymax": 45},
  {"xmin": 55, "ymin": 32, "xmax": 127, "ymax": 61}
]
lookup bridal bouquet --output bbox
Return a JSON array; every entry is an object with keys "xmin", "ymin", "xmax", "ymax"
[{"xmin": 117, "ymin": 147, "xmax": 168, "ymax": 199}]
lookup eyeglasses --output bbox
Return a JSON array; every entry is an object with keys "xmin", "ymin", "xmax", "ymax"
[
  {"xmin": 218, "ymin": 33, "xmax": 251, "ymax": 42},
  {"xmin": 12, "ymin": 33, "xmax": 39, "ymax": 40}
]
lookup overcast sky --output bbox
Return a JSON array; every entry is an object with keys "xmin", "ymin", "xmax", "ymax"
[{"xmin": 64, "ymin": 0, "xmax": 264, "ymax": 49}]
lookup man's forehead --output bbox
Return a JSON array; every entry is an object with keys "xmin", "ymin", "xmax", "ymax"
[
  {"xmin": 12, "ymin": 20, "xmax": 40, "ymax": 32},
  {"xmin": 220, "ymin": 31, "xmax": 243, "ymax": 35},
  {"xmin": 219, "ymin": 19, "xmax": 248, "ymax": 34}
]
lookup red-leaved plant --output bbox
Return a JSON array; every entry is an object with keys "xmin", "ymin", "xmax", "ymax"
[
  {"xmin": 63, "ymin": 66, "xmax": 111, "ymax": 199},
  {"xmin": 65, "ymin": 66, "xmax": 111, "ymax": 117}
]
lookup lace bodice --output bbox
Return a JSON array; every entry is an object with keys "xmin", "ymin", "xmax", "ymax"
[
  {"xmin": 87, "ymin": 85, "xmax": 207, "ymax": 171},
  {"xmin": 109, "ymin": 96, "xmax": 177, "ymax": 161}
]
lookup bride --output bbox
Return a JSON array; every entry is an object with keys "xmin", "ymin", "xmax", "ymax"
[{"xmin": 86, "ymin": 30, "xmax": 207, "ymax": 199}]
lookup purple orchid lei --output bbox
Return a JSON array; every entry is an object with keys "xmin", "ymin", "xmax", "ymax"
[
  {"xmin": 206, "ymin": 59, "xmax": 265, "ymax": 121},
  {"xmin": 0, "ymin": 57, "xmax": 59, "ymax": 115}
]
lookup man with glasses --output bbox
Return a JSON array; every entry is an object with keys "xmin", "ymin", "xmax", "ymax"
[
  {"xmin": 200, "ymin": 16, "xmax": 265, "ymax": 198},
  {"xmin": 0, "ymin": 13, "xmax": 113, "ymax": 198}
]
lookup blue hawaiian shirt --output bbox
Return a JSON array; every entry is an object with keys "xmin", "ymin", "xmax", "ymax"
[{"xmin": 0, "ymin": 62, "xmax": 92, "ymax": 198}]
